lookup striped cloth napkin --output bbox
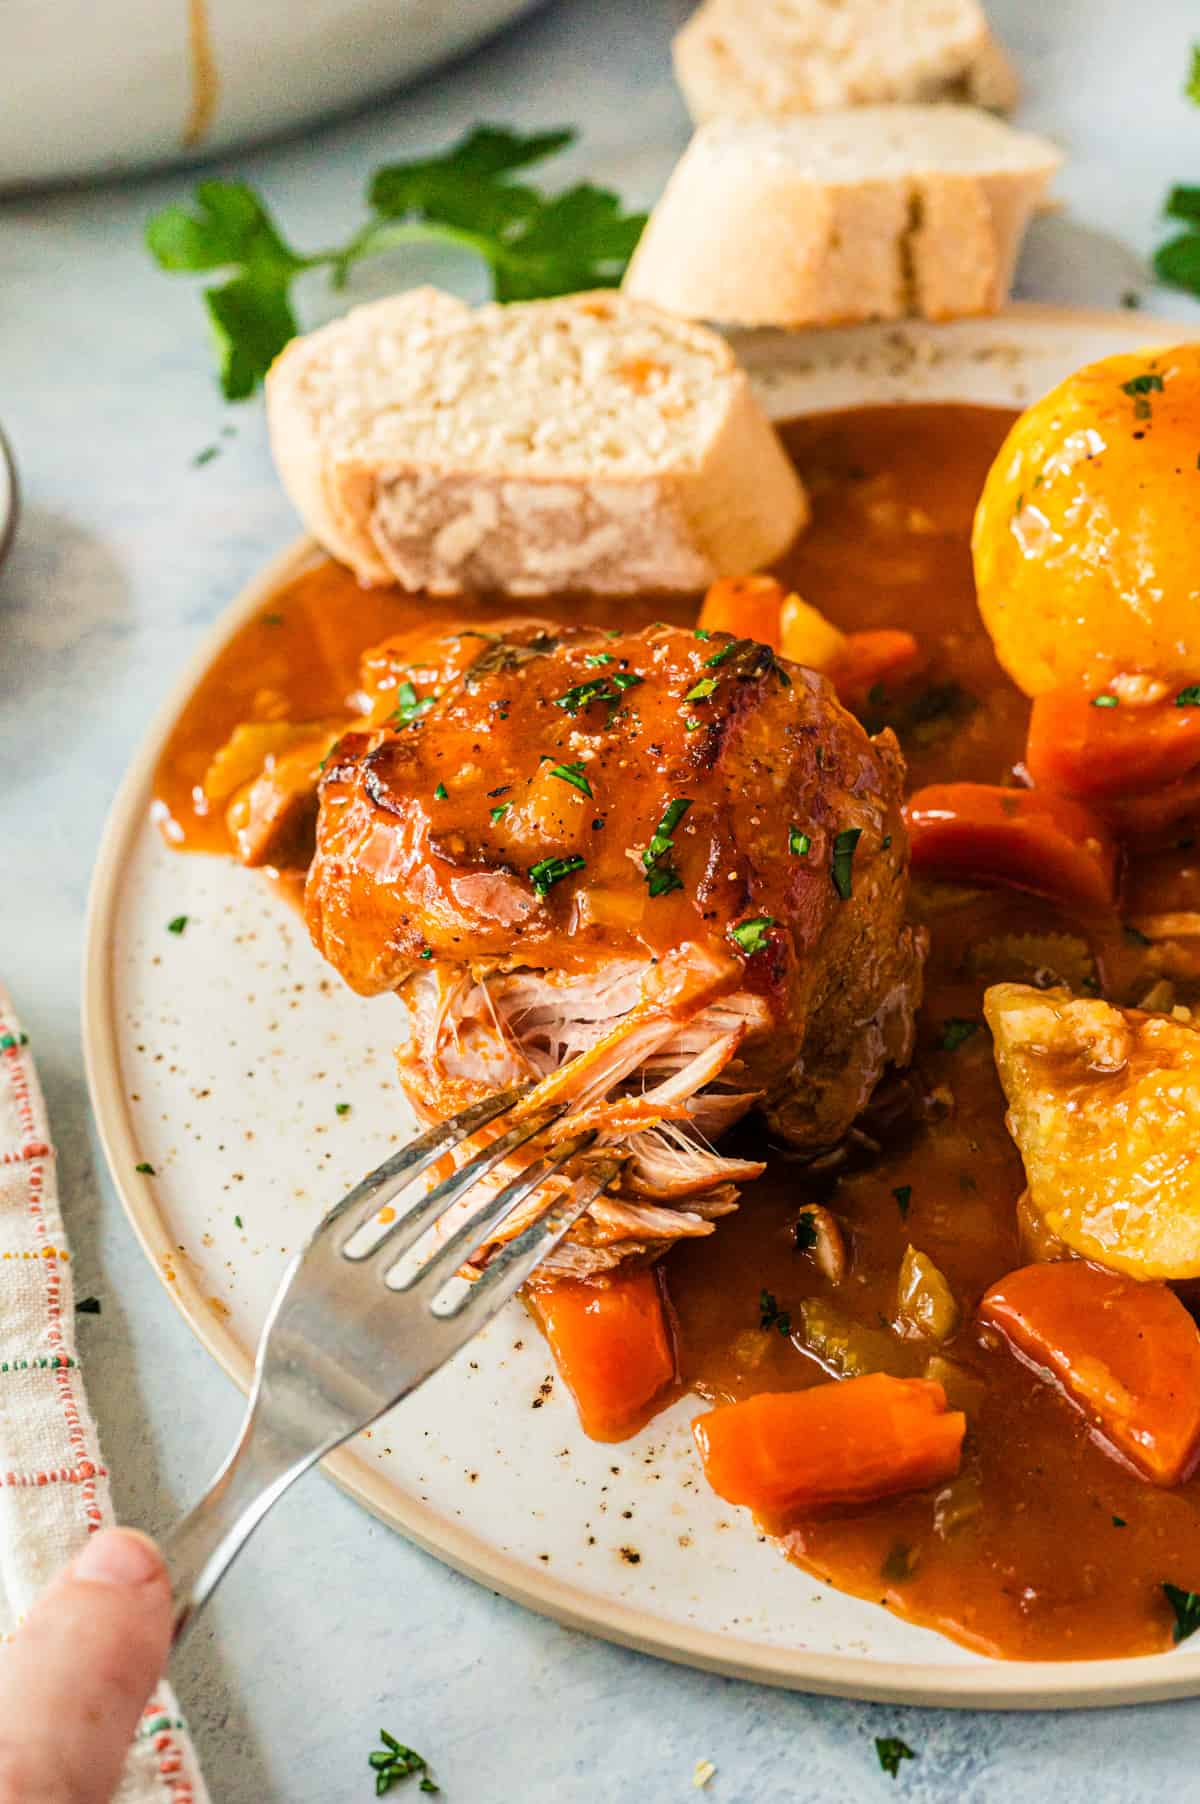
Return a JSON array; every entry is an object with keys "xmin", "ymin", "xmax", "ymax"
[{"xmin": 0, "ymin": 987, "xmax": 209, "ymax": 1804}]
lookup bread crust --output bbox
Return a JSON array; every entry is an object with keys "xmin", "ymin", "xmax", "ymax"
[
  {"xmin": 268, "ymin": 289, "xmax": 808, "ymax": 595},
  {"xmin": 623, "ymin": 109, "xmax": 1059, "ymax": 328},
  {"xmin": 673, "ymin": 0, "xmax": 1016, "ymax": 122}
]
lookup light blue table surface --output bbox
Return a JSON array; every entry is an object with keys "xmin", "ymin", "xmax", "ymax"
[{"xmin": 5, "ymin": 2, "xmax": 1200, "ymax": 1798}]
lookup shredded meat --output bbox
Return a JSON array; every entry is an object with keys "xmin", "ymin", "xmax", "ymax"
[{"xmin": 298, "ymin": 618, "xmax": 924, "ymax": 1275}]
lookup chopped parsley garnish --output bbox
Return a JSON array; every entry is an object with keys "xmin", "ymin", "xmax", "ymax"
[
  {"xmin": 135, "ymin": 1162, "xmax": 156, "ymax": 1176},
  {"xmin": 789, "ymin": 827, "xmax": 811, "ymax": 858},
  {"xmin": 585, "ymin": 652, "xmax": 615, "ymax": 666},
  {"xmin": 941, "ymin": 1018, "xmax": 979, "ymax": 1053},
  {"xmin": 555, "ymin": 671, "xmax": 642, "ymax": 720},
  {"xmin": 759, "ymin": 1289, "xmax": 792, "ymax": 1335},
  {"xmin": 830, "ymin": 827, "xmax": 862, "ymax": 900},
  {"xmin": 875, "ymin": 1737, "xmax": 916, "ymax": 1780},
  {"xmin": 1120, "ymin": 372, "xmax": 1165, "ymax": 398},
  {"xmin": 1164, "ymin": 1582, "xmax": 1200, "ymax": 1643},
  {"xmin": 433, "ymin": 782, "xmax": 448, "ymax": 800},
  {"xmin": 234, "ymin": 1214, "xmax": 243, "ymax": 1230},
  {"xmin": 694, "ymin": 627, "xmax": 712, "ymax": 640},
  {"xmin": 1091, "ymin": 693, "xmax": 1118, "ymax": 709},
  {"xmin": 729, "ymin": 915, "xmax": 775, "ymax": 956},
  {"xmin": 792, "ymin": 1212, "xmax": 818, "ymax": 1252},
  {"xmin": 369, "ymin": 1730, "xmax": 439, "ymax": 1795},
  {"xmin": 684, "ymin": 676, "xmax": 718, "ymax": 703},
  {"xmin": 167, "ymin": 915, "xmax": 189, "ymax": 935},
  {"xmin": 893, "ymin": 1185, "xmax": 912, "ymax": 1220},
  {"xmin": 1113, "ymin": 1515, "xmax": 1127, "ymax": 1528},
  {"xmin": 490, "ymin": 804, "xmax": 509, "ymax": 823},
  {"xmin": 75, "ymin": 1297, "xmax": 101, "ymax": 1315},
  {"xmin": 462, "ymin": 629, "xmax": 557, "ymax": 688},
  {"xmin": 642, "ymin": 797, "xmax": 692, "ymax": 897},
  {"xmin": 391, "ymin": 680, "xmax": 436, "ymax": 728},
  {"xmin": 1177, "ymin": 685, "xmax": 1200, "ymax": 707},
  {"xmin": 685, "ymin": 716, "xmax": 703, "ymax": 732},
  {"xmin": 418, "ymin": 948, "xmax": 434, "ymax": 959},
  {"xmin": 529, "ymin": 854, "xmax": 586, "ymax": 897},
  {"xmin": 703, "ymin": 642, "xmax": 735, "ymax": 668},
  {"xmin": 546, "ymin": 759, "xmax": 593, "ymax": 798},
  {"xmin": 335, "ymin": 1103, "xmax": 350, "ymax": 1116}
]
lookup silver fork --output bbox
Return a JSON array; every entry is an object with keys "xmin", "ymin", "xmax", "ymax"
[{"xmin": 162, "ymin": 1084, "xmax": 620, "ymax": 1643}]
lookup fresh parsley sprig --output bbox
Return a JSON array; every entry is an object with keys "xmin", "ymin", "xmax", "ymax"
[{"xmin": 146, "ymin": 126, "xmax": 647, "ymax": 399}]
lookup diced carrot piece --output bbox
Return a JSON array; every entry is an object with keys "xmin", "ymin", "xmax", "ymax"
[
  {"xmin": 692, "ymin": 1374, "xmax": 964, "ymax": 1516},
  {"xmin": 1027, "ymin": 686, "xmax": 1200, "ymax": 803},
  {"xmin": 979, "ymin": 1261, "xmax": 1200, "ymax": 1486},
  {"xmin": 828, "ymin": 629, "xmax": 921, "ymax": 707},
  {"xmin": 529, "ymin": 1267, "xmax": 676, "ymax": 1442},
  {"xmin": 697, "ymin": 575, "xmax": 786, "ymax": 650},
  {"xmin": 905, "ymin": 782, "xmax": 1117, "ymax": 913}
]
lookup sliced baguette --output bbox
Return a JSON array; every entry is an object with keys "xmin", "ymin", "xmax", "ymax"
[
  {"xmin": 268, "ymin": 288, "xmax": 470, "ymax": 583},
  {"xmin": 623, "ymin": 107, "xmax": 1059, "ymax": 328},
  {"xmin": 673, "ymin": 0, "xmax": 1018, "ymax": 122},
  {"xmin": 267, "ymin": 289, "xmax": 808, "ymax": 596}
]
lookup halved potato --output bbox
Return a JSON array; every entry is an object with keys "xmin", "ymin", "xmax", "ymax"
[{"xmin": 985, "ymin": 981, "xmax": 1200, "ymax": 1279}]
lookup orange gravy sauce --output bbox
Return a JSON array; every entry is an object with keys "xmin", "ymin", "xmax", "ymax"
[{"xmin": 154, "ymin": 406, "xmax": 1200, "ymax": 1661}]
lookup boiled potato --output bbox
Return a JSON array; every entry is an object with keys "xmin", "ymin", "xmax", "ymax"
[
  {"xmin": 986, "ymin": 981, "xmax": 1200, "ymax": 1279},
  {"xmin": 972, "ymin": 345, "xmax": 1200, "ymax": 696}
]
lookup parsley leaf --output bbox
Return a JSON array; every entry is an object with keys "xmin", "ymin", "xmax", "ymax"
[
  {"xmin": 941, "ymin": 1018, "xmax": 979, "ymax": 1053},
  {"xmin": 545, "ymin": 759, "xmax": 593, "ymax": 798},
  {"xmin": 831, "ymin": 827, "xmax": 862, "ymax": 900},
  {"xmin": 730, "ymin": 915, "xmax": 775, "ymax": 956},
  {"xmin": 370, "ymin": 1730, "xmax": 439, "ymax": 1794},
  {"xmin": 1188, "ymin": 44, "xmax": 1200, "ymax": 105},
  {"xmin": 146, "ymin": 127, "xmax": 647, "ymax": 399},
  {"xmin": 1164, "ymin": 1582, "xmax": 1200, "ymax": 1643},
  {"xmin": 433, "ymin": 782, "xmax": 448, "ymax": 800},
  {"xmin": 893, "ymin": 1184, "xmax": 912, "ymax": 1220},
  {"xmin": 759, "ymin": 1289, "xmax": 792, "ymax": 1335},
  {"xmin": 1177, "ymin": 684, "xmax": 1200, "ymax": 707},
  {"xmin": 1120, "ymin": 372, "xmax": 1164, "ymax": 398},
  {"xmin": 167, "ymin": 915, "xmax": 189, "ymax": 935},
  {"xmin": 391, "ymin": 681, "xmax": 436, "ymax": 728},
  {"xmin": 641, "ymin": 798, "xmax": 692, "ymax": 898},
  {"xmin": 1091, "ymin": 693, "xmax": 1118, "ymax": 708},
  {"xmin": 792, "ymin": 1212, "xmax": 818, "ymax": 1252},
  {"xmin": 789, "ymin": 828, "xmax": 811, "ymax": 858},
  {"xmin": 529, "ymin": 854, "xmax": 585, "ymax": 897},
  {"xmin": 490, "ymin": 804, "xmax": 509, "ymax": 823},
  {"xmin": 875, "ymin": 1737, "xmax": 916, "ymax": 1780},
  {"xmin": 684, "ymin": 676, "xmax": 718, "ymax": 703}
]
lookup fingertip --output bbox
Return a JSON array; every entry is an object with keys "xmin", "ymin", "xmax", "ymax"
[{"xmin": 73, "ymin": 1527, "xmax": 166, "ymax": 1590}]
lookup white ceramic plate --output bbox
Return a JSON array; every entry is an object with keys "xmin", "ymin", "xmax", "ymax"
[{"xmin": 84, "ymin": 305, "xmax": 1200, "ymax": 1707}]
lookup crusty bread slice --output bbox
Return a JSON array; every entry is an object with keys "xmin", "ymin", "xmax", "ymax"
[
  {"xmin": 268, "ymin": 288, "xmax": 470, "ymax": 583},
  {"xmin": 267, "ymin": 289, "xmax": 808, "ymax": 596},
  {"xmin": 673, "ymin": 0, "xmax": 1018, "ymax": 123},
  {"xmin": 623, "ymin": 107, "xmax": 1059, "ymax": 328}
]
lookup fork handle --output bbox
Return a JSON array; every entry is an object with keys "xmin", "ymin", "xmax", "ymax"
[{"xmin": 162, "ymin": 1400, "xmax": 317, "ymax": 1645}]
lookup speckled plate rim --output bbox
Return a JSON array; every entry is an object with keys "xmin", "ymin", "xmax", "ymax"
[{"xmin": 84, "ymin": 302, "xmax": 1200, "ymax": 1709}]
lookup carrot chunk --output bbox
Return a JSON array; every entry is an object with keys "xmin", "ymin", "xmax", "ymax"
[
  {"xmin": 697, "ymin": 575, "xmax": 786, "ymax": 649},
  {"xmin": 828, "ymin": 629, "xmax": 921, "ymax": 707},
  {"xmin": 905, "ymin": 782, "xmax": 1117, "ymax": 913},
  {"xmin": 529, "ymin": 1267, "xmax": 676, "ymax": 1442},
  {"xmin": 692, "ymin": 1374, "xmax": 965, "ymax": 1516},
  {"xmin": 1027, "ymin": 686, "xmax": 1200, "ymax": 802},
  {"xmin": 979, "ymin": 1261, "xmax": 1200, "ymax": 1486}
]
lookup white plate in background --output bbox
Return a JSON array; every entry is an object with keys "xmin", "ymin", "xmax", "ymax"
[{"xmin": 1, "ymin": 0, "xmax": 545, "ymax": 189}]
